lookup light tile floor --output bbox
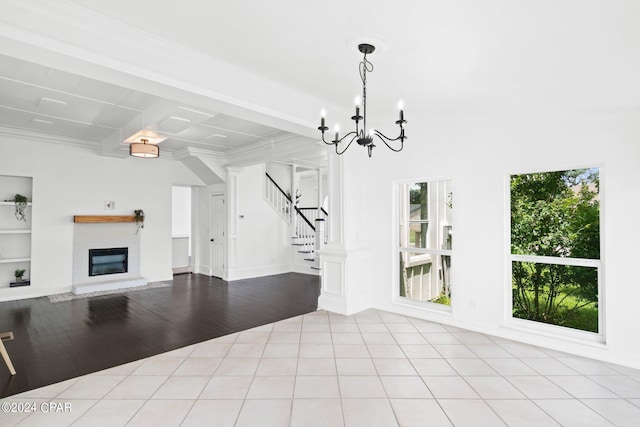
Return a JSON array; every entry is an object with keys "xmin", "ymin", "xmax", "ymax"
[{"xmin": 2, "ymin": 309, "xmax": 640, "ymax": 426}]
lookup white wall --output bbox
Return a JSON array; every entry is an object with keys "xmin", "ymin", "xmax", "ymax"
[
  {"xmin": 265, "ymin": 163, "xmax": 292, "ymax": 198},
  {"xmin": 227, "ymin": 164, "xmax": 292, "ymax": 280},
  {"xmin": 297, "ymin": 172, "xmax": 327, "ymax": 208},
  {"xmin": 171, "ymin": 186, "xmax": 192, "ymax": 237},
  {"xmin": 351, "ymin": 110, "xmax": 640, "ymax": 368},
  {"xmin": 0, "ymin": 135, "xmax": 203, "ymax": 301}
]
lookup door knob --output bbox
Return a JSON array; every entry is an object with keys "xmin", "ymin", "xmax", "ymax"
[{"xmin": 210, "ymin": 238, "xmax": 214, "ymax": 242}]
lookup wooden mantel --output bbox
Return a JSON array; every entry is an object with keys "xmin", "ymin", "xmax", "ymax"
[{"xmin": 73, "ymin": 215, "xmax": 136, "ymax": 223}]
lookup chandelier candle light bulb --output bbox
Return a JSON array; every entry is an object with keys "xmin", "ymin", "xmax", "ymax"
[{"xmin": 318, "ymin": 43, "xmax": 407, "ymax": 157}]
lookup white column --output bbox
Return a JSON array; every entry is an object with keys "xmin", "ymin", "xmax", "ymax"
[
  {"xmin": 291, "ymin": 163, "xmax": 298, "ymax": 234},
  {"xmin": 317, "ymin": 149, "xmax": 371, "ymax": 315},
  {"xmin": 317, "ymin": 168, "xmax": 323, "ymax": 216},
  {"xmin": 315, "ymin": 219, "xmax": 325, "ymax": 251}
]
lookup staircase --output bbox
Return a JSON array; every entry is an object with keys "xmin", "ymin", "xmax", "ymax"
[{"xmin": 265, "ymin": 172, "xmax": 327, "ymax": 271}]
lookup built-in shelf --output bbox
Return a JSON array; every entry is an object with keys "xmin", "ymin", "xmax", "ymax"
[
  {"xmin": 74, "ymin": 215, "xmax": 136, "ymax": 223},
  {"xmin": 0, "ymin": 202, "xmax": 32, "ymax": 206},
  {"xmin": 0, "ymin": 258, "xmax": 31, "ymax": 264},
  {"xmin": 0, "ymin": 230, "xmax": 31, "ymax": 234},
  {"xmin": 1, "ymin": 175, "xmax": 34, "ymax": 288}
]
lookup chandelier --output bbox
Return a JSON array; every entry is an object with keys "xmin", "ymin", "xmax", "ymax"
[{"xmin": 318, "ymin": 43, "xmax": 407, "ymax": 158}]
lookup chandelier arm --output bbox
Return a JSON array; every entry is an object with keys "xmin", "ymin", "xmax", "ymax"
[
  {"xmin": 335, "ymin": 134, "xmax": 358, "ymax": 155},
  {"xmin": 336, "ymin": 131, "xmax": 358, "ymax": 144},
  {"xmin": 373, "ymin": 129, "xmax": 404, "ymax": 142},
  {"xmin": 320, "ymin": 133, "xmax": 334, "ymax": 146},
  {"xmin": 373, "ymin": 131, "xmax": 405, "ymax": 152},
  {"xmin": 320, "ymin": 131, "xmax": 358, "ymax": 146}
]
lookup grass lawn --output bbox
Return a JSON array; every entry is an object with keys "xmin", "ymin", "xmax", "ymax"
[{"xmin": 513, "ymin": 288, "xmax": 598, "ymax": 333}]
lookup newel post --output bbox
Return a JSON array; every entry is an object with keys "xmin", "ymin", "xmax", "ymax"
[{"xmin": 315, "ymin": 218, "xmax": 325, "ymax": 252}]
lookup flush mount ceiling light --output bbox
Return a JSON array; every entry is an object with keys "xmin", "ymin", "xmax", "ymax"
[
  {"xmin": 318, "ymin": 43, "xmax": 407, "ymax": 158},
  {"xmin": 125, "ymin": 114, "xmax": 166, "ymax": 158},
  {"xmin": 124, "ymin": 130, "xmax": 167, "ymax": 145},
  {"xmin": 129, "ymin": 138, "xmax": 159, "ymax": 158}
]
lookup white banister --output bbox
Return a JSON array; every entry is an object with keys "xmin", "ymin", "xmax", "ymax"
[{"xmin": 264, "ymin": 173, "xmax": 292, "ymax": 223}]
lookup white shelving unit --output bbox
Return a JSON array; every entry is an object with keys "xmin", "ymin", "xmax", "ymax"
[{"xmin": 0, "ymin": 175, "xmax": 33, "ymax": 288}]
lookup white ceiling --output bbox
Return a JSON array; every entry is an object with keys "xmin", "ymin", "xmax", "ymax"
[
  {"xmin": 0, "ymin": 54, "xmax": 304, "ymax": 158},
  {"xmin": 1, "ymin": 0, "xmax": 640, "ymax": 169},
  {"xmin": 65, "ymin": 0, "xmax": 640, "ymax": 114}
]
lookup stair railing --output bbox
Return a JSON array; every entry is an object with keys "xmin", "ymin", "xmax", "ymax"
[
  {"xmin": 294, "ymin": 206, "xmax": 316, "ymax": 254},
  {"xmin": 297, "ymin": 207, "xmax": 328, "ymax": 244},
  {"xmin": 265, "ymin": 172, "xmax": 293, "ymax": 223},
  {"xmin": 265, "ymin": 172, "xmax": 329, "ymax": 255}
]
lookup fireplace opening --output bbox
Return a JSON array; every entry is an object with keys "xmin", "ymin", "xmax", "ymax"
[{"xmin": 89, "ymin": 247, "xmax": 128, "ymax": 277}]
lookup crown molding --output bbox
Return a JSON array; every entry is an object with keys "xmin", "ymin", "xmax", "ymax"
[
  {"xmin": 225, "ymin": 166, "xmax": 244, "ymax": 175},
  {"xmin": 0, "ymin": 125, "xmax": 98, "ymax": 150}
]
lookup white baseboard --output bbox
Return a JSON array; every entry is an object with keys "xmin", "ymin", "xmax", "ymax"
[
  {"xmin": 0, "ymin": 285, "xmax": 72, "ymax": 302},
  {"xmin": 172, "ymin": 266, "xmax": 191, "ymax": 274},
  {"xmin": 224, "ymin": 264, "xmax": 319, "ymax": 281},
  {"xmin": 291, "ymin": 264, "xmax": 320, "ymax": 276}
]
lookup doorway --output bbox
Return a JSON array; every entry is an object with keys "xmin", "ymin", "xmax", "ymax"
[
  {"xmin": 172, "ymin": 186, "xmax": 192, "ymax": 274},
  {"xmin": 210, "ymin": 194, "xmax": 225, "ymax": 278}
]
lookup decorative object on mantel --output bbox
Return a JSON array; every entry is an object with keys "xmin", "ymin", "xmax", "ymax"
[
  {"xmin": 318, "ymin": 43, "xmax": 407, "ymax": 158},
  {"xmin": 134, "ymin": 209, "xmax": 144, "ymax": 234},
  {"xmin": 4, "ymin": 194, "xmax": 29, "ymax": 222},
  {"xmin": 14, "ymin": 268, "xmax": 25, "ymax": 281}
]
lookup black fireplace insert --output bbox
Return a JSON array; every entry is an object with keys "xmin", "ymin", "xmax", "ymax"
[{"xmin": 89, "ymin": 247, "xmax": 128, "ymax": 277}]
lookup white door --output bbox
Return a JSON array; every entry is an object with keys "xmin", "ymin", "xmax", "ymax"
[{"xmin": 210, "ymin": 194, "xmax": 225, "ymax": 278}]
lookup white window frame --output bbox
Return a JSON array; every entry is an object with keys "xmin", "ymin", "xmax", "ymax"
[
  {"xmin": 505, "ymin": 165, "xmax": 605, "ymax": 343},
  {"xmin": 395, "ymin": 178, "xmax": 453, "ymax": 312}
]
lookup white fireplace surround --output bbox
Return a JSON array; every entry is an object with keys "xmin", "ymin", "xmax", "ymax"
[{"xmin": 72, "ymin": 222, "xmax": 145, "ymax": 294}]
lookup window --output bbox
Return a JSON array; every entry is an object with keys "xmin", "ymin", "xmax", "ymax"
[
  {"xmin": 398, "ymin": 180, "xmax": 452, "ymax": 306},
  {"xmin": 509, "ymin": 168, "xmax": 601, "ymax": 334}
]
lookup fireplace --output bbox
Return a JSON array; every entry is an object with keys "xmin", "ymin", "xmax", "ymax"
[{"xmin": 89, "ymin": 247, "xmax": 128, "ymax": 277}]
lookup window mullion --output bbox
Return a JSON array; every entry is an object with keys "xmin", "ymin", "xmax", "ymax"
[{"xmin": 511, "ymin": 254, "xmax": 600, "ymax": 268}]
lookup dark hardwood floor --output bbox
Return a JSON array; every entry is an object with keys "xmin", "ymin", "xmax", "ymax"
[{"xmin": 0, "ymin": 273, "xmax": 320, "ymax": 398}]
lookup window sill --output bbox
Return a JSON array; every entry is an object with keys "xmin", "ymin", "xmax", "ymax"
[
  {"xmin": 501, "ymin": 318, "xmax": 606, "ymax": 348},
  {"xmin": 393, "ymin": 296, "xmax": 453, "ymax": 314}
]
